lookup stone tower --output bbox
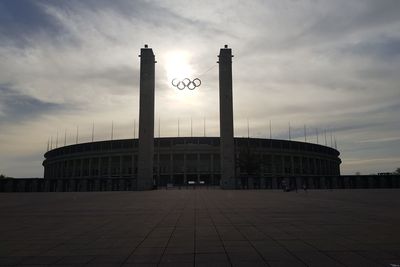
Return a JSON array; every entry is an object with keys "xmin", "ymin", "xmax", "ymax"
[
  {"xmin": 137, "ymin": 45, "xmax": 156, "ymax": 190},
  {"xmin": 218, "ymin": 45, "xmax": 235, "ymax": 189}
]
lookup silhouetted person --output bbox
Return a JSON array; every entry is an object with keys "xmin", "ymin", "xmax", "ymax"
[{"xmin": 302, "ymin": 183, "xmax": 307, "ymax": 192}]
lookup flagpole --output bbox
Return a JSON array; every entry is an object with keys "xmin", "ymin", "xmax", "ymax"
[
  {"xmin": 91, "ymin": 122, "xmax": 94, "ymax": 142},
  {"xmin": 158, "ymin": 117, "xmax": 161, "ymax": 138},
  {"xmin": 111, "ymin": 121, "xmax": 114, "ymax": 140},
  {"xmin": 178, "ymin": 118, "xmax": 180, "ymax": 137},
  {"xmin": 64, "ymin": 129, "xmax": 67, "ymax": 146},
  {"xmin": 133, "ymin": 119, "xmax": 136, "ymax": 139},
  {"xmin": 76, "ymin": 126, "xmax": 79, "ymax": 144},
  {"xmin": 203, "ymin": 117, "xmax": 206, "ymax": 137},
  {"xmin": 269, "ymin": 120, "xmax": 272, "ymax": 139},
  {"xmin": 247, "ymin": 118, "xmax": 250, "ymax": 138},
  {"xmin": 56, "ymin": 131, "xmax": 59, "ymax": 148}
]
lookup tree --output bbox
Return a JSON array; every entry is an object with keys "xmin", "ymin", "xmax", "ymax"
[
  {"xmin": 355, "ymin": 171, "xmax": 361, "ymax": 175},
  {"xmin": 395, "ymin": 168, "xmax": 400, "ymax": 174},
  {"xmin": 0, "ymin": 174, "xmax": 5, "ymax": 179}
]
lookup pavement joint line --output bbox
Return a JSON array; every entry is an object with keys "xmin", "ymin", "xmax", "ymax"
[
  {"xmin": 215, "ymin": 192, "xmax": 309, "ymax": 266},
  {"xmin": 296, "ymin": 228, "xmax": 379, "ymax": 267},
  {"xmin": 193, "ymin": 190, "xmax": 197, "ymax": 266},
  {"xmin": 199, "ymin": 191, "xmax": 233, "ymax": 267},
  {"xmin": 336, "ymin": 232, "xmax": 391, "ymax": 266},
  {"xmin": 352, "ymin": 248, "xmax": 393, "ymax": 266},
  {"xmin": 251, "ymin": 192, "xmax": 385, "ymax": 267},
  {"xmin": 206, "ymin": 192, "xmax": 270, "ymax": 266},
  {"xmin": 118, "ymin": 194, "xmax": 185, "ymax": 267},
  {"xmin": 281, "ymin": 227, "xmax": 348, "ymax": 266},
  {"xmin": 25, "ymin": 217, "xmax": 114, "ymax": 266},
  {"xmin": 278, "ymin": 218, "xmax": 350, "ymax": 266},
  {"xmin": 207, "ymin": 192, "xmax": 271, "ymax": 267},
  {"xmin": 156, "ymin": 191, "xmax": 190, "ymax": 266}
]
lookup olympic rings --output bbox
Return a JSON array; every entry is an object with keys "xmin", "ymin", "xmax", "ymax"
[{"xmin": 171, "ymin": 78, "xmax": 201, "ymax": 90}]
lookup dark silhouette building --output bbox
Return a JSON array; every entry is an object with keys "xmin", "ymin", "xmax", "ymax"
[{"xmin": 42, "ymin": 137, "xmax": 341, "ymax": 189}]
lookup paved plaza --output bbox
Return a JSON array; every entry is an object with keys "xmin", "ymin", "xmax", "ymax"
[{"xmin": 1, "ymin": 189, "xmax": 400, "ymax": 267}]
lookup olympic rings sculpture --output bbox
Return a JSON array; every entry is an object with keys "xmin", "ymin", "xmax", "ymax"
[{"xmin": 171, "ymin": 78, "xmax": 201, "ymax": 90}]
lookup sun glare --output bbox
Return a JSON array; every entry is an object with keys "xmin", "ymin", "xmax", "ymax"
[
  {"xmin": 163, "ymin": 50, "xmax": 201, "ymax": 103},
  {"xmin": 165, "ymin": 51, "xmax": 195, "ymax": 83}
]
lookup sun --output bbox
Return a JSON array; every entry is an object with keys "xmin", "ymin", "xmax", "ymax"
[
  {"xmin": 163, "ymin": 50, "xmax": 201, "ymax": 102},
  {"xmin": 164, "ymin": 50, "xmax": 195, "ymax": 83}
]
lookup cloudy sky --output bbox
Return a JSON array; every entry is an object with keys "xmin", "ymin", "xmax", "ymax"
[{"xmin": 0, "ymin": 0, "xmax": 399, "ymax": 177}]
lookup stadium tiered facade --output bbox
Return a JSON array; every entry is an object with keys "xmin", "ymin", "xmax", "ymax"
[{"xmin": 43, "ymin": 137, "xmax": 341, "ymax": 188}]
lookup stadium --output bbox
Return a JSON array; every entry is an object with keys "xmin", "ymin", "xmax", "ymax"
[{"xmin": 42, "ymin": 137, "xmax": 341, "ymax": 190}]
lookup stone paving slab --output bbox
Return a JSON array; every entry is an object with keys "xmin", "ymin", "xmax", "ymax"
[{"xmin": 1, "ymin": 189, "xmax": 400, "ymax": 266}]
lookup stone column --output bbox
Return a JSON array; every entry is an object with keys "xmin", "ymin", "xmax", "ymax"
[
  {"xmin": 272, "ymin": 176, "xmax": 278, "ymax": 189},
  {"xmin": 72, "ymin": 160, "xmax": 76, "ymax": 178},
  {"xmin": 313, "ymin": 158, "xmax": 317, "ymax": 175},
  {"xmin": 368, "ymin": 176, "xmax": 374, "ymax": 188},
  {"xmin": 88, "ymin": 158, "xmax": 92, "ymax": 178},
  {"xmin": 79, "ymin": 160, "xmax": 83, "ymax": 178},
  {"xmin": 344, "ymin": 176, "xmax": 350, "ymax": 189},
  {"xmin": 296, "ymin": 177, "xmax": 302, "ymax": 190},
  {"xmin": 131, "ymin": 154, "xmax": 135, "ymax": 178},
  {"xmin": 211, "ymin": 153, "xmax": 214, "ymax": 185},
  {"xmin": 197, "ymin": 153, "xmax": 200, "ymax": 183},
  {"xmin": 299, "ymin": 157, "xmax": 303, "ymax": 176},
  {"xmin": 184, "ymin": 153, "xmax": 187, "ymax": 185},
  {"xmin": 156, "ymin": 144, "xmax": 160, "ymax": 185},
  {"xmin": 320, "ymin": 176, "xmax": 326, "ymax": 189},
  {"xmin": 218, "ymin": 45, "xmax": 235, "ymax": 189},
  {"xmin": 97, "ymin": 158, "xmax": 101, "ymax": 177},
  {"xmin": 108, "ymin": 157, "xmax": 111, "ymax": 178},
  {"xmin": 271, "ymin": 155, "xmax": 276, "ymax": 177},
  {"xmin": 137, "ymin": 45, "xmax": 156, "ymax": 190},
  {"xmin": 169, "ymin": 153, "xmax": 173, "ymax": 185},
  {"xmin": 290, "ymin": 156, "xmax": 294, "ymax": 176},
  {"xmin": 119, "ymin": 155, "xmax": 123, "ymax": 178}
]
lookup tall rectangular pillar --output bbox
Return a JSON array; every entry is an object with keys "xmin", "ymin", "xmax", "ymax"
[
  {"xmin": 218, "ymin": 45, "xmax": 235, "ymax": 189},
  {"xmin": 137, "ymin": 45, "xmax": 156, "ymax": 190}
]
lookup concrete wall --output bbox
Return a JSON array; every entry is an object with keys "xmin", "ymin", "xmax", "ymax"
[
  {"xmin": 1, "ymin": 175, "xmax": 399, "ymax": 192},
  {"xmin": 0, "ymin": 178, "xmax": 137, "ymax": 192}
]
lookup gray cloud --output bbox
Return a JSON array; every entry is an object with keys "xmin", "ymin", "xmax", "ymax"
[
  {"xmin": 0, "ymin": 0, "xmax": 65, "ymax": 47},
  {"xmin": 0, "ymin": 85, "xmax": 67, "ymax": 124},
  {"xmin": 342, "ymin": 38, "xmax": 400, "ymax": 59}
]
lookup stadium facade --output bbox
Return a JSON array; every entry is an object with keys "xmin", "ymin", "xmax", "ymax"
[{"xmin": 42, "ymin": 137, "xmax": 341, "ymax": 188}]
